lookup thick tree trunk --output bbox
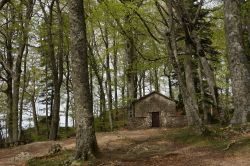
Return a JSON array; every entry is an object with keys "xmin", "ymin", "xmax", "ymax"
[
  {"xmin": 6, "ymin": 38, "xmax": 13, "ymax": 143},
  {"xmin": 69, "ymin": 0, "xmax": 98, "ymax": 160},
  {"xmin": 224, "ymin": 0, "xmax": 250, "ymax": 124},
  {"xmin": 12, "ymin": 0, "xmax": 34, "ymax": 143},
  {"xmin": 126, "ymin": 37, "xmax": 137, "ymax": 118},
  {"xmin": 12, "ymin": 47, "xmax": 25, "ymax": 143},
  {"xmin": 184, "ymin": 43, "xmax": 199, "ymax": 113},
  {"xmin": 198, "ymin": 62, "xmax": 207, "ymax": 124},
  {"xmin": 200, "ymin": 57, "xmax": 218, "ymax": 110},
  {"xmin": 165, "ymin": 0, "xmax": 202, "ymax": 127},
  {"xmin": 125, "ymin": 13, "xmax": 137, "ymax": 119},
  {"xmin": 49, "ymin": 86, "xmax": 60, "ymax": 140}
]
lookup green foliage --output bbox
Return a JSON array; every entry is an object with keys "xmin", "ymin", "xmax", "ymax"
[
  {"xmin": 95, "ymin": 108, "xmax": 127, "ymax": 132},
  {"xmin": 23, "ymin": 118, "xmax": 75, "ymax": 142},
  {"xmin": 165, "ymin": 125, "xmax": 250, "ymax": 153}
]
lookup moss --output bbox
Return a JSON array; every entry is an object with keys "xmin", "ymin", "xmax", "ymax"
[
  {"xmin": 165, "ymin": 127, "xmax": 230, "ymax": 149},
  {"xmin": 225, "ymin": 137, "xmax": 250, "ymax": 154},
  {"xmin": 27, "ymin": 150, "xmax": 74, "ymax": 166}
]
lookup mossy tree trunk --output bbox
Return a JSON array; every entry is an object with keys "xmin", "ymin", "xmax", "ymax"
[
  {"xmin": 224, "ymin": 0, "xmax": 250, "ymax": 124},
  {"xmin": 69, "ymin": 0, "xmax": 98, "ymax": 160}
]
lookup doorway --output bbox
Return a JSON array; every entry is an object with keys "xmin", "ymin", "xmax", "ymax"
[{"xmin": 152, "ymin": 112, "xmax": 160, "ymax": 127}]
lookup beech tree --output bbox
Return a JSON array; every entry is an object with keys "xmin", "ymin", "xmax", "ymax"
[
  {"xmin": 224, "ymin": 0, "xmax": 250, "ymax": 124},
  {"xmin": 69, "ymin": 0, "xmax": 98, "ymax": 159}
]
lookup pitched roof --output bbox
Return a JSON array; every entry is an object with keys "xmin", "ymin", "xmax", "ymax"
[{"xmin": 132, "ymin": 91, "xmax": 176, "ymax": 105}]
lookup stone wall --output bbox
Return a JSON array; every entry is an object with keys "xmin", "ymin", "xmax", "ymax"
[
  {"xmin": 134, "ymin": 93, "xmax": 176, "ymax": 118},
  {"xmin": 129, "ymin": 92, "xmax": 187, "ymax": 128}
]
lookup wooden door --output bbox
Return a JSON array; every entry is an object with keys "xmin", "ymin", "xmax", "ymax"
[{"xmin": 152, "ymin": 112, "xmax": 160, "ymax": 127}]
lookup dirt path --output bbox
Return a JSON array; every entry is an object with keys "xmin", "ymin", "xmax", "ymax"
[{"xmin": 0, "ymin": 129, "xmax": 249, "ymax": 166}]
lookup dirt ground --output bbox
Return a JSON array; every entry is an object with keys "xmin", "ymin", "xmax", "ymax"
[{"xmin": 0, "ymin": 128, "xmax": 249, "ymax": 166}]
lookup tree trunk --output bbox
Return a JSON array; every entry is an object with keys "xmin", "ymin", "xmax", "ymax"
[
  {"xmin": 198, "ymin": 61, "xmax": 207, "ymax": 124},
  {"xmin": 18, "ymin": 46, "xmax": 28, "ymax": 141},
  {"xmin": 69, "ymin": 0, "xmax": 98, "ymax": 160},
  {"xmin": 168, "ymin": 74, "xmax": 174, "ymax": 99},
  {"xmin": 165, "ymin": 0, "xmax": 202, "ymax": 127},
  {"xmin": 89, "ymin": 43, "xmax": 107, "ymax": 131},
  {"xmin": 45, "ymin": 63, "xmax": 49, "ymax": 137},
  {"xmin": 200, "ymin": 57, "xmax": 218, "ymax": 110},
  {"xmin": 113, "ymin": 39, "xmax": 119, "ymax": 120},
  {"xmin": 224, "ymin": 0, "xmax": 250, "ymax": 124},
  {"xmin": 65, "ymin": 52, "xmax": 70, "ymax": 130},
  {"xmin": 31, "ymin": 95, "xmax": 39, "ymax": 135},
  {"xmin": 105, "ymin": 44, "xmax": 113, "ymax": 131},
  {"xmin": 125, "ymin": 16, "xmax": 137, "ymax": 119},
  {"xmin": 43, "ymin": 0, "xmax": 64, "ymax": 140},
  {"xmin": 154, "ymin": 67, "xmax": 159, "ymax": 92},
  {"xmin": 139, "ymin": 73, "xmax": 142, "ymax": 98},
  {"xmin": 12, "ymin": 0, "xmax": 34, "ymax": 143},
  {"xmin": 142, "ymin": 71, "xmax": 145, "ymax": 96},
  {"xmin": 6, "ymin": 37, "xmax": 13, "ymax": 143}
]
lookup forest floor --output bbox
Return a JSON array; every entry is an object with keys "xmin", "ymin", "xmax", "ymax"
[{"xmin": 0, "ymin": 127, "xmax": 250, "ymax": 166}]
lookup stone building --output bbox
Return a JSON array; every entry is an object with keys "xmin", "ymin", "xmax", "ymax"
[{"xmin": 129, "ymin": 91, "xmax": 187, "ymax": 129}]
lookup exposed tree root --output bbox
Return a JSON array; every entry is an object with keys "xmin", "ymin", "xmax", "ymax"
[{"xmin": 223, "ymin": 140, "xmax": 236, "ymax": 151}]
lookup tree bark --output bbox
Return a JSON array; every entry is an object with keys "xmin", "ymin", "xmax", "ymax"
[
  {"xmin": 165, "ymin": 0, "xmax": 202, "ymax": 127},
  {"xmin": 38, "ymin": 0, "xmax": 64, "ymax": 140},
  {"xmin": 69, "ymin": 0, "xmax": 98, "ymax": 160},
  {"xmin": 12, "ymin": 0, "xmax": 34, "ymax": 143},
  {"xmin": 65, "ymin": 51, "xmax": 70, "ymax": 130},
  {"xmin": 18, "ymin": 46, "xmax": 28, "ymax": 141},
  {"xmin": 0, "ymin": 0, "xmax": 10, "ymax": 10},
  {"xmin": 154, "ymin": 67, "xmax": 159, "ymax": 92},
  {"xmin": 90, "ymin": 50, "xmax": 106, "ymax": 131},
  {"xmin": 105, "ymin": 37, "xmax": 113, "ymax": 131},
  {"xmin": 125, "ymin": 14, "xmax": 137, "ymax": 119},
  {"xmin": 6, "ymin": 39, "xmax": 13, "ymax": 143},
  {"xmin": 31, "ymin": 94, "xmax": 39, "ymax": 135},
  {"xmin": 199, "ymin": 57, "xmax": 218, "ymax": 110},
  {"xmin": 224, "ymin": 0, "xmax": 250, "ymax": 124},
  {"xmin": 198, "ymin": 61, "xmax": 207, "ymax": 124},
  {"xmin": 113, "ymin": 38, "xmax": 119, "ymax": 120}
]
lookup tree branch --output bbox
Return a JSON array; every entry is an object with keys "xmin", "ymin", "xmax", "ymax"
[{"xmin": 0, "ymin": 0, "xmax": 10, "ymax": 10}]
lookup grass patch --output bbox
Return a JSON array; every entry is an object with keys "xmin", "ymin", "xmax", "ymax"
[
  {"xmin": 27, "ymin": 150, "xmax": 74, "ymax": 166},
  {"xmin": 165, "ymin": 127, "xmax": 230, "ymax": 149},
  {"xmin": 226, "ymin": 137, "xmax": 250, "ymax": 154},
  {"xmin": 23, "ymin": 126, "xmax": 75, "ymax": 142},
  {"xmin": 94, "ymin": 109, "xmax": 127, "ymax": 132}
]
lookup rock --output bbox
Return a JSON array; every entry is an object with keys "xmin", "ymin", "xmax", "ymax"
[
  {"xmin": 48, "ymin": 143, "xmax": 62, "ymax": 155},
  {"xmin": 70, "ymin": 160, "xmax": 82, "ymax": 166},
  {"xmin": 13, "ymin": 152, "xmax": 33, "ymax": 161}
]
